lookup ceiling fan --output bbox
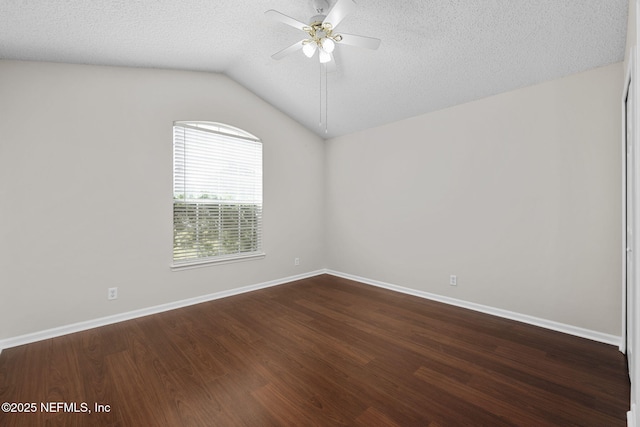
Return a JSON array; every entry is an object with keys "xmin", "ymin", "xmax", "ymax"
[{"xmin": 265, "ymin": 0, "xmax": 381, "ymax": 69}]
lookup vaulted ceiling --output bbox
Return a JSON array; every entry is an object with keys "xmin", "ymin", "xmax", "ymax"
[{"xmin": 0, "ymin": 0, "xmax": 628, "ymax": 139}]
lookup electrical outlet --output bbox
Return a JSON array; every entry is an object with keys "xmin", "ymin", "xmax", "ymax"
[
  {"xmin": 108, "ymin": 287, "xmax": 118, "ymax": 300},
  {"xmin": 294, "ymin": 257, "xmax": 300, "ymax": 266},
  {"xmin": 450, "ymin": 275, "xmax": 457, "ymax": 286}
]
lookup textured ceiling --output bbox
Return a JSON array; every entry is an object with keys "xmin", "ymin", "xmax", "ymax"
[{"xmin": 0, "ymin": 0, "xmax": 629, "ymax": 139}]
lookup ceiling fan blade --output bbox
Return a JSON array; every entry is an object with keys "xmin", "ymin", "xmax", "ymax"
[
  {"xmin": 265, "ymin": 10, "xmax": 308, "ymax": 31},
  {"xmin": 323, "ymin": 0, "xmax": 356, "ymax": 29},
  {"xmin": 337, "ymin": 33, "xmax": 381, "ymax": 50},
  {"xmin": 271, "ymin": 40, "xmax": 305, "ymax": 60}
]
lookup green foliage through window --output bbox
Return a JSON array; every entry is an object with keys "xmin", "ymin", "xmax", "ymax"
[{"xmin": 173, "ymin": 202, "xmax": 261, "ymax": 260}]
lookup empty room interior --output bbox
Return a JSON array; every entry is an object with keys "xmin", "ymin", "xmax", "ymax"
[{"xmin": 2, "ymin": 0, "xmax": 640, "ymax": 425}]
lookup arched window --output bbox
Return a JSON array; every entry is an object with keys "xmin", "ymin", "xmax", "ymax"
[{"xmin": 172, "ymin": 121, "xmax": 263, "ymax": 268}]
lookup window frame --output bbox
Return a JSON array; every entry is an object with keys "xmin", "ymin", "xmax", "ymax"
[{"xmin": 170, "ymin": 121, "xmax": 265, "ymax": 271}]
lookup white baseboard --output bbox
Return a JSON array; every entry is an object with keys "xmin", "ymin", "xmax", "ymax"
[
  {"xmin": 325, "ymin": 270, "xmax": 622, "ymax": 347},
  {"xmin": 0, "ymin": 270, "xmax": 325, "ymax": 351},
  {"xmin": 629, "ymin": 404, "xmax": 636, "ymax": 427},
  {"xmin": 0, "ymin": 268, "xmax": 622, "ymax": 351}
]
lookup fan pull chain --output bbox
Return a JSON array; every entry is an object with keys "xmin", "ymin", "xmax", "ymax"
[
  {"xmin": 319, "ymin": 63, "xmax": 322, "ymax": 128},
  {"xmin": 319, "ymin": 63, "xmax": 328, "ymax": 134},
  {"xmin": 324, "ymin": 64, "xmax": 328, "ymax": 134}
]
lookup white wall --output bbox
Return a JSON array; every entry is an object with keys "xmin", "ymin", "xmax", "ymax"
[
  {"xmin": 0, "ymin": 60, "xmax": 325, "ymax": 340},
  {"xmin": 325, "ymin": 62, "xmax": 623, "ymax": 336},
  {"xmin": 628, "ymin": 0, "xmax": 637, "ymax": 71},
  {"xmin": 0, "ymin": 58, "xmax": 625, "ymax": 345}
]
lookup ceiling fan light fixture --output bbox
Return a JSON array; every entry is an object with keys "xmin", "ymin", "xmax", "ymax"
[
  {"xmin": 319, "ymin": 49, "xmax": 332, "ymax": 63},
  {"xmin": 266, "ymin": 0, "xmax": 382, "ymax": 134},
  {"xmin": 302, "ymin": 41, "xmax": 317, "ymax": 58},
  {"xmin": 321, "ymin": 37, "xmax": 335, "ymax": 53}
]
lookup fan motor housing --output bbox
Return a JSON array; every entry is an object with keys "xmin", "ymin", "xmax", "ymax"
[{"xmin": 309, "ymin": 15, "xmax": 327, "ymax": 26}]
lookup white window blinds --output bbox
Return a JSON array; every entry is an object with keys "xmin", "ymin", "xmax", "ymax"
[{"xmin": 173, "ymin": 122, "xmax": 263, "ymax": 266}]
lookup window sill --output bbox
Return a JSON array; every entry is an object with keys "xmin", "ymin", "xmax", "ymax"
[{"xmin": 171, "ymin": 252, "xmax": 266, "ymax": 271}]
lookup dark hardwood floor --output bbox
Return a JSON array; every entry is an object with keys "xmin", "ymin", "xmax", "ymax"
[{"xmin": 0, "ymin": 274, "xmax": 630, "ymax": 426}]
